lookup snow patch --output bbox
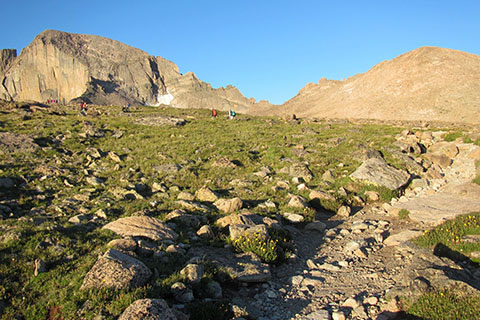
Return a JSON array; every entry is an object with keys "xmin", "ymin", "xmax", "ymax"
[{"xmin": 153, "ymin": 90, "xmax": 174, "ymax": 106}]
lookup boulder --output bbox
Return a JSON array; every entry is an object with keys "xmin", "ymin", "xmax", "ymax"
[
  {"xmin": 81, "ymin": 249, "xmax": 151, "ymax": 290},
  {"xmin": 229, "ymin": 224, "xmax": 268, "ymax": 241},
  {"xmin": 118, "ymin": 299, "xmax": 177, "ymax": 320},
  {"xmin": 102, "ymin": 216, "xmax": 178, "ymax": 241},
  {"xmin": 187, "ymin": 247, "xmax": 271, "ymax": 283},
  {"xmin": 279, "ymin": 163, "xmax": 313, "ymax": 182},
  {"xmin": 282, "ymin": 212, "xmax": 304, "ymax": 223},
  {"xmin": 288, "ymin": 195, "xmax": 309, "ymax": 208},
  {"xmin": 350, "ymin": 158, "xmax": 410, "ymax": 190},
  {"xmin": 165, "ymin": 209, "xmax": 202, "ymax": 228},
  {"xmin": 195, "ymin": 186, "xmax": 220, "ymax": 202},
  {"xmin": 175, "ymin": 200, "xmax": 210, "ymax": 213},
  {"xmin": 429, "ymin": 141, "xmax": 459, "ymax": 158},
  {"xmin": 180, "ymin": 263, "xmax": 204, "ymax": 284},
  {"xmin": 216, "ymin": 212, "xmax": 265, "ymax": 228},
  {"xmin": 425, "ymin": 152, "xmax": 452, "ymax": 168},
  {"xmin": 196, "ymin": 225, "xmax": 214, "ymax": 239},
  {"xmin": 171, "ymin": 282, "xmax": 194, "ymax": 303},
  {"xmin": 214, "ymin": 197, "xmax": 243, "ymax": 213}
]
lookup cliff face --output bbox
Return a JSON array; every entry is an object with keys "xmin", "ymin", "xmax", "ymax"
[
  {"xmin": 274, "ymin": 47, "xmax": 480, "ymax": 123},
  {"xmin": 0, "ymin": 49, "xmax": 17, "ymax": 74},
  {"xmin": 0, "ymin": 30, "xmax": 263, "ymax": 112}
]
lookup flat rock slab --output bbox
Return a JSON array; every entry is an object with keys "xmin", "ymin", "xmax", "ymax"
[
  {"xmin": 384, "ymin": 230, "xmax": 423, "ymax": 246},
  {"xmin": 395, "ymin": 192, "xmax": 480, "ymax": 225},
  {"xmin": 81, "ymin": 249, "xmax": 152, "ymax": 290},
  {"xmin": 188, "ymin": 246, "xmax": 271, "ymax": 283},
  {"xmin": 118, "ymin": 299, "xmax": 177, "ymax": 320},
  {"xmin": 0, "ymin": 132, "xmax": 39, "ymax": 153},
  {"xmin": 103, "ymin": 216, "xmax": 178, "ymax": 241},
  {"xmin": 350, "ymin": 158, "xmax": 410, "ymax": 190}
]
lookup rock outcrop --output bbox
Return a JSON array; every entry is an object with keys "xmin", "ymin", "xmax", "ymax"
[
  {"xmin": 0, "ymin": 49, "xmax": 16, "ymax": 73},
  {"xmin": 0, "ymin": 30, "xmax": 268, "ymax": 113}
]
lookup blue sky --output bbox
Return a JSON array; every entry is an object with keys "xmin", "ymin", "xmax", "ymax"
[{"xmin": 2, "ymin": 0, "xmax": 479, "ymax": 104}]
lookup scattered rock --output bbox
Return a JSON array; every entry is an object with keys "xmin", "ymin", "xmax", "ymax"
[
  {"xmin": 305, "ymin": 221, "xmax": 326, "ymax": 233},
  {"xmin": 337, "ymin": 206, "xmax": 351, "ymax": 218},
  {"xmin": 180, "ymin": 263, "xmax": 204, "ymax": 284},
  {"xmin": 118, "ymin": 299, "xmax": 177, "ymax": 320},
  {"xmin": 214, "ymin": 197, "xmax": 243, "ymax": 213},
  {"xmin": 34, "ymin": 258, "xmax": 46, "ymax": 276},
  {"xmin": 171, "ymin": 282, "xmax": 194, "ymax": 303},
  {"xmin": 212, "ymin": 157, "xmax": 237, "ymax": 168},
  {"xmin": 288, "ymin": 195, "xmax": 309, "ymax": 208},
  {"xmin": 195, "ymin": 186, "xmax": 220, "ymax": 202},
  {"xmin": 81, "ymin": 249, "xmax": 151, "ymax": 290},
  {"xmin": 102, "ymin": 216, "xmax": 178, "ymax": 241},
  {"xmin": 282, "ymin": 212, "xmax": 304, "ymax": 223},
  {"xmin": 279, "ymin": 163, "xmax": 313, "ymax": 182},
  {"xmin": 350, "ymin": 158, "xmax": 410, "ymax": 190},
  {"xmin": 196, "ymin": 225, "xmax": 214, "ymax": 239}
]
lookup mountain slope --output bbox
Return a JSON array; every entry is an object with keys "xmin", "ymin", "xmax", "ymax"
[{"xmin": 255, "ymin": 47, "xmax": 480, "ymax": 123}]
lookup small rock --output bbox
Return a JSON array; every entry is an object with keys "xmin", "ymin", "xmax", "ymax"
[
  {"xmin": 214, "ymin": 198, "xmax": 243, "ymax": 213},
  {"xmin": 288, "ymin": 195, "xmax": 309, "ymax": 208},
  {"xmin": 364, "ymin": 296, "xmax": 379, "ymax": 305},
  {"xmin": 195, "ymin": 186, "xmax": 220, "ymax": 202},
  {"xmin": 205, "ymin": 280, "xmax": 223, "ymax": 299},
  {"xmin": 282, "ymin": 212, "xmax": 304, "ymax": 223},
  {"xmin": 196, "ymin": 225, "xmax": 214, "ymax": 239},
  {"xmin": 171, "ymin": 282, "xmax": 194, "ymax": 303},
  {"xmin": 344, "ymin": 241, "xmax": 360, "ymax": 253},
  {"xmin": 343, "ymin": 296, "xmax": 361, "ymax": 309},
  {"xmin": 180, "ymin": 264, "xmax": 204, "ymax": 284},
  {"xmin": 332, "ymin": 311, "xmax": 346, "ymax": 320},
  {"xmin": 305, "ymin": 221, "xmax": 326, "ymax": 233},
  {"xmin": 337, "ymin": 206, "xmax": 351, "ymax": 218},
  {"xmin": 118, "ymin": 299, "xmax": 177, "ymax": 320},
  {"xmin": 34, "ymin": 258, "xmax": 46, "ymax": 276}
]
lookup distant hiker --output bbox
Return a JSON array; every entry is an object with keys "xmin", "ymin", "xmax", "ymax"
[
  {"xmin": 229, "ymin": 109, "xmax": 236, "ymax": 120},
  {"xmin": 123, "ymin": 103, "xmax": 130, "ymax": 113},
  {"xmin": 212, "ymin": 108, "xmax": 217, "ymax": 118},
  {"xmin": 80, "ymin": 102, "xmax": 88, "ymax": 116}
]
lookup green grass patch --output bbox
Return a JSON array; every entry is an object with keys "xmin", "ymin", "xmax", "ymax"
[
  {"xmin": 413, "ymin": 212, "xmax": 480, "ymax": 262},
  {"xmin": 398, "ymin": 209, "xmax": 411, "ymax": 219},
  {"xmin": 404, "ymin": 287, "xmax": 480, "ymax": 320}
]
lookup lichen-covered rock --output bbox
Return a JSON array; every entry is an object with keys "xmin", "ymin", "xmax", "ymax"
[
  {"xmin": 102, "ymin": 216, "xmax": 178, "ymax": 241},
  {"xmin": 81, "ymin": 249, "xmax": 151, "ymax": 290},
  {"xmin": 350, "ymin": 158, "xmax": 410, "ymax": 190},
  {"xmin": 279, "ymin": 163, "xmax": 313, "ymax": 182},
  {"xmin": 118, "ymin": 299, "xmax": 177, "ymax": 320},
  {"xmin": 214, "ymin": 197, "xmax": 243, "ymax": 213},
  {"xmin": 195, "ymin": 186, "xmax": 220, "ymax": 202}
]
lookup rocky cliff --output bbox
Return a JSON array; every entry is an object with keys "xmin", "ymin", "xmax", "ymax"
[
  {"xmin": 0, "ymin": 30, "xmax": 262, "ymax": 112},
  {"xmin": 258, "ymin": 47, "xmax": 480, "ymax": 124},
  {"xmin": 0, "ymin": 49, "xmax": 17, "ymax": 74}
]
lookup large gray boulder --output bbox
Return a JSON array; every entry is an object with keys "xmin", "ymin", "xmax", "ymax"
[
  {"xmin": 118, "ymin": 299, "xmax": 177, "ymax": 320},
  {"xmin": 81, "ymin": 249, "xmax": 151, "ymax": 290},
  {"xmin": 350, "ymin": 158, "xmax": 410, "ymax": 190},
  {"xmin": 102, "ymin": 216, "xmax": 178, "ymax": 241}
]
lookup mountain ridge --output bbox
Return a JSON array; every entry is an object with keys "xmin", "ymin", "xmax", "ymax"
[
  {"xmin": 1, "ymin": 30, "xmax": 480, "ymax": 123},
  {"xmin": 262, "ymin": 46, "xmax": 480, "ymax": 123}
]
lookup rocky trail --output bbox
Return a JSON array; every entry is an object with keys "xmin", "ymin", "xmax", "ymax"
[{"xmin": 238, "ymin": 136, "xmax": 480, "ymax": 320}]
